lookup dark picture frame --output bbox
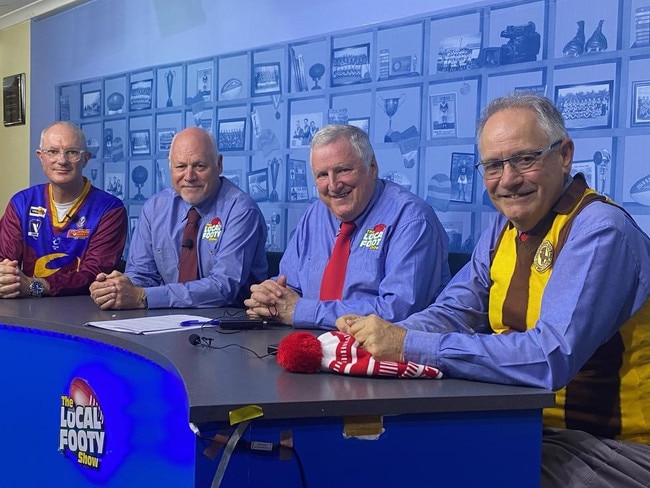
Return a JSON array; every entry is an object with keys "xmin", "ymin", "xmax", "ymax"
[
  {"xmin": 331, "ymin": 43, "xmax": 371, "ymax": 87},
  {"xmin": 286, "ymin": 158, "xmax": 310, "ymax": 202},
  {"xmin": 247, "ymin": 168, "xmax": 269, "ymax": 202},
  {"xmin": 130, "ymin": 129, "xmax": 151, "ymax": 156},
  {"xmin": 3, "ymin": 73, "xmax": 26, "ymax": 126},
  {"xmin": 449, "ymin": 152, "xmax": 475, "ymax": 203},
  {"xmin": 217, "ymin": 117, "xmax": 247, "ymax": 151},
  {"xmin": 157, "ymin": 128, "xmax": 176, "ymax": 153},
  {"xmin": 252, "ymin": 62, "xmax": 281, "ymax": 96},
  {"xmin": 631, "ymin": 80, "xmax": 650, "ymax": 126},
  {"xmin": 348, "ymin": 117, "xmax": 370, "ymax": 134},
  {"xmin": 81, "ymin": 90, "xmax": 101, "ymax": 118},
  {"xmin": 129, "ymin": 79, "xmax": 153, "ymax": 111},
  {"xmin": 554, "ymin": 80, "xmax": 613, "ymax": 130}
]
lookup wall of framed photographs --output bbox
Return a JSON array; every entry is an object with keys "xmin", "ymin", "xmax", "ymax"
[{"xmin": 54, "ymin": 0, "xmax": 650, "ymax": 254}]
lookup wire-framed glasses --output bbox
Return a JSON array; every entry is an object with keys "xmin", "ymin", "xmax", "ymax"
[
  {"xmin": 38, "ymin": 148, "xmax": 87, "ymax": 163},
  {"xmin": 475, "ymin": 139, "xmax": 563, "ymax": 180}
]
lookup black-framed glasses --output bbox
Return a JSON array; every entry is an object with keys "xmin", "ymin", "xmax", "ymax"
[
  {"xmin": 475, "ymin": 139, "xmax": 563, "ymax": 180},
  {"xmin": 38, "ymin": 148, "xmax": 87, "ymax": 163}
]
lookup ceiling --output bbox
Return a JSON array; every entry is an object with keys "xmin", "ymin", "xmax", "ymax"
[{"xmin": 0, "ymin": 0, "xmax": 83, "ymax": 30}]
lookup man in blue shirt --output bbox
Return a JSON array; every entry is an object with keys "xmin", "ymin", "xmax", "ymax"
[
  {"xmin": 245, "ymin": 124, "xmax": 450, "ymax": 328},
  {"xmin": 336, "ymin": 93, "xmax": 650, "ymax": 486},
  {"xmin": 89, "ymin": 127, "xmax": 267, "ymax": 309}
]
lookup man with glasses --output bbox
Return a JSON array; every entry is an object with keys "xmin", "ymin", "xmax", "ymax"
[
  {"xmin": 0, "ymin": 121, "xmax": 127, "ymax": 298},
  {"xmin": 336, "ymin": 92, "xmax": 650, "ymax": 486}
]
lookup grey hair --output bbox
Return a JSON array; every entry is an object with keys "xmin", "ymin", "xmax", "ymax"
[
  {"xmin": 477, "ymin": 92, "xmax": 568, "ymax": 146},
  {"xmin": 310, "ymin": 124, "xmax": 375, "ymax": 168},
  {"xmin": 39, "ymin": 121, "xmax": 87, "ymax": 150}
]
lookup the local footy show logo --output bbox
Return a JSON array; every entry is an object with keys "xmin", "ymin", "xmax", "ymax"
[
  {"xmin": 202, "ymin": 217, "xmax": 223, "ymax": 242},
  {"xmin": 359, "ymin": 224, "xmax": 386, "ymax": 250},
  {"xmin": 59, "ymin": 377, "xmax": 106, "ymax": 469}
]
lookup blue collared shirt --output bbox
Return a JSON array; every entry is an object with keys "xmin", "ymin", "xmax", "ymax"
[
  {"xmin": 400, "ymin": 201, "xmax": 650, "ymax": 390},
  {"xmin": 282, "ymin": 179, "xmax": 450, "ymax": 329},
  {"xmin": 126, "ymin": 177, "xmax": 267, "ymax": 308}
]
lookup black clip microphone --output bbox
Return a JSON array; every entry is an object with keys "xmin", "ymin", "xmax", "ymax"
[
  {"xmin": 181, "ymin": 239, "xmax": 194, "ymax": 249},
  {"xmin": 189, "ymin": 334, "xmax": 213, "ymax": 347},
  {"xmin": 66, "ymin": 213, "xmax": 79, "ymax": 222}
]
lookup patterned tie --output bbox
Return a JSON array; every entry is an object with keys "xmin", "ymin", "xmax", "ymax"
[
  {"xmin": 178, "ymin": 207, "xmax": 200, "ymax": 283},
  {"xmin": 319, "ymin": 221, "xmax": 356, "ymax": 300}
]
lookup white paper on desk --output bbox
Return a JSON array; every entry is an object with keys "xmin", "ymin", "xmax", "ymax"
[{"xmin": 85, "ymin": 315, "xmax": 212, "ymax": 334}]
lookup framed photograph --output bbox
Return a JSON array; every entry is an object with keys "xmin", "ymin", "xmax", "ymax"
[
  {"xmin": 129, "ymin": 216, "xmax": 139, "ymax": 239},
  {"xmin": 104, "ymin": 172, "xmax": 125, "ymax": 200},
  {"xmin": 223, "ymin": 169, "xmax": 243, "ymax": 189},
  {"xmin": 631, "ymin": 80, "xmax": 650, "ymax": 126},
  {"xmin": 430, "ymin": 93, "xmax": 457, "ymax": 137},
  {"xmin": 290, "ymin": 112, "xmax": 322, "ymax": 147},
  {"xmin": 3, "ymin": 73, "xmax": 26, "ymax": 126},
  {"xmin": 348, "ymin": 117, "xmax": 370, "ymax": 134},
  {"xmin": 247, "ymin": 168, "xmax": 269, "ymax": 202},
  {"xmin": 81, "ymin": 90, "xmax": 101, "ymax": 118},
  {"xmin": 157, "ymin": 128, "xmax": 176, "ymax": 153},
  {"xmin": 252, "ymin": 62, "xmax": 281, "ymax": 96},
  {"xmin": 514, "ymin": 85, "xmax": 547, "ymax": 96},
  {"xmin": 286, "ymin": 158, "xmax": 310, "ymax": 202},
  {"xmin": 331, "ymin": 43, "xmax": 371, "ymax": 87},
  {"xmin": 449, "ymin": 152, "xmax": 475, "ymax": 203},
  {"xmin": 196, "ymin": 68, "xmax": 212, "ymax": 100},
  {"xmin": 554, "ymin": 81, "xmax": 613, "ymax": 130},
  {"xmin": 436, "ymin": 33, "xmax": 481, "ymax": 72},
  {"xmin": 129, "ymin": 79, "xmax": 153, "ymax": 111},
  {"xmin": 130, "ymin": 129, "xmax": 151, "ymax": 156},
  {"xmin": 571, "ymin": 160, "xmax": 596, "ymax": 189},
  {"xmin": 217, "ymin": 118, "xmax": 246, "ymax": 151}
]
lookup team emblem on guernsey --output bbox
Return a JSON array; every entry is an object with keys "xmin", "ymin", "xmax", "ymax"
[
  {"xmin": 202, "ymin": 217, "xmax": 223, "ymax": 242},
  {"xmin": 29, "ymin": 205, "xmax": 47, "ymax": 217},
  {"xmin": 359, "ymin": 224, "xmax": 386, "ymax": 250},
  {"xmin": 534, "ymin": 240, "xmax": 554, "ymax": 272},
  {"xmin": 28, "ymin": 219, "xmax": 41, "ymax": 238}
]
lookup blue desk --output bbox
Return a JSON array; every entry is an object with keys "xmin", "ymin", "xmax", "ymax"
[{"xmin": 0, "ymin": 296, "xmax": 554, "ymax": 487}]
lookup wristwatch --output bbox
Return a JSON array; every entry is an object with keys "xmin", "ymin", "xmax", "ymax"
[{"xmin": 29, "ymin": 279, "xmax": 45, "ymax": 298}]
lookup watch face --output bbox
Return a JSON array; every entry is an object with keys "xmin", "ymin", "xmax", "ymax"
[{"xmin": 30, "ymin": 280, "xmax": 44, "ymax": 297}]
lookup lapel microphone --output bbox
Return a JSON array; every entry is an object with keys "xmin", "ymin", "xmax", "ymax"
[
  {"xmin": 66, "ymin": 213, "xmax": 79, "ymax": 222},
  {"xmin": 182, "ymin": 239, "xmax": 194, "ymax": 249}
]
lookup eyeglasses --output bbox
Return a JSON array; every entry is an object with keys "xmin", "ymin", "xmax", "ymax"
[
  {"xmin": 475, "ymin": 139, "xmax": 563, "ymax": 180},
  {"xmin": 38, "ymin": 148, "xmax": 87, "ymax": 163}
]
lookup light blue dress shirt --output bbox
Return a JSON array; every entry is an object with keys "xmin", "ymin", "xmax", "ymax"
[
  {"xmin": 282, "ymin": 179, "xmax": 450, "ymax": 329},
  {"xmin": 126, "ymin": 177, "xmax": 267, "ymax": 308}
]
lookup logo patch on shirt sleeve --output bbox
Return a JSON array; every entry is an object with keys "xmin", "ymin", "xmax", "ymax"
[
  {"xmin": 359, "ymin": 224, "xmax": 386, "ymax": 250},
  {"xmin": 202, "ymin": 217, "xmax": 223, "ymax": 242}
]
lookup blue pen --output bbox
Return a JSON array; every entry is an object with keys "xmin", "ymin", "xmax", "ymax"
[{"xmin": 180, "ymin": 318, "xmax": 220, "ymax": 327}]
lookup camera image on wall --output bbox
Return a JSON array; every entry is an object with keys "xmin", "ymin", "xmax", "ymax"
[{"xmin": 479, "ymin": 21, "xmax": 541, "ymax": 67}]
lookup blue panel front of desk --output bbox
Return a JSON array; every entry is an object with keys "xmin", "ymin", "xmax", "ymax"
[
  {"xmin": 0, "ymin": 324, "xmax": 195, "ymax": 487},
  {"xmin": 195, "ymin": 409, "xmax": 543, "ymax": 487}
]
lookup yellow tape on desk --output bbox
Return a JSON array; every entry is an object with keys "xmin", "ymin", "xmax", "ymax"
[{"xmin": 229, "ymin": 404, "xmax": 263, "ymax": 425}]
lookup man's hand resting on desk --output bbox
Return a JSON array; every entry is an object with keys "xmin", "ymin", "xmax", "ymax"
[
  {"xmin": 245, "ymin": 275, "xmax": 299, "ymax": 325},
  {"xmin": 0, "ymin": 258, "xmax": 50, "ymax": 298},
  {"xmin": 90, "ymin": 271, "xmax": 146, "ymax": 310},
  {"xmin": 336, "ymin": 314, "xmax": 407, "ymax": 363}
]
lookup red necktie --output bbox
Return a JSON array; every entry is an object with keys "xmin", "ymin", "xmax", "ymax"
[
  {"xmin": 320, "ymin": 221, "xmax": 356, "ymax": 300},
  {"xmin": 178, "ymin": 208, "xmax": 200, "ymax": 283}
]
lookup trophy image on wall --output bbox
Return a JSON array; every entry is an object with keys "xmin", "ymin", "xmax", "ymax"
[
  {"xmin": 90, "ymin": 168, "xmax": 98, "ymax": 185},
  {"xmin": 165, "ymin": 69, "xmax": 175, "ymax": 107},
  {"xmin": 267, "ymin": 212, "xmax": 281, "ymax": 251},
  {"xmin": 309, "ymin": 63, "xmax": 325, "ymax": 90},
  {"xmin": 377, "ymin": 93, "xmax": 406, "ymax": 142},
  {"xmin": 131, "ymin": 165, "xmax": 149, "ymax": 201},
  {"xmin": 593, "ymin": 149, "xmax": 610, "ymax": 195},
  {"xmin": 268, "ymin": 157, "xmax": 281, "ymax": 202}
]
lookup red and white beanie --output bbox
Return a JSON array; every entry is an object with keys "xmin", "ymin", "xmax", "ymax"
[{"xmin": 277, "ymin": 331, "xmax": 442, "ymax": 379}]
